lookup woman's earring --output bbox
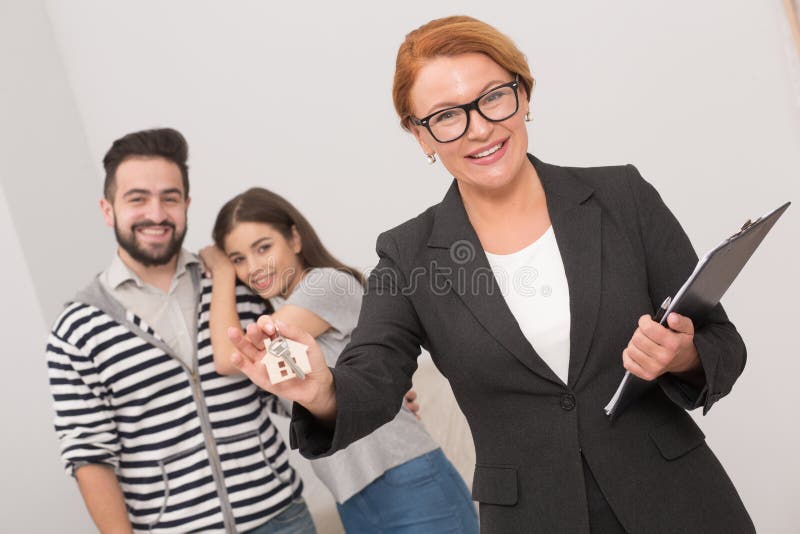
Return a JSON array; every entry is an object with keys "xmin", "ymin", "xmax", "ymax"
[
  {"xmin": 426, "ymin": 153, "xmax": 437, "ymax": 165},
  {"xmin": 524, "ymin": 111, "xmax": 532, "ymax": 122}
]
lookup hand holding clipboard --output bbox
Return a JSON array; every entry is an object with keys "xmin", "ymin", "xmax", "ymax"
[{"xmin": 604, "ymin": 201, "xmax": 791, "ymax": 420}]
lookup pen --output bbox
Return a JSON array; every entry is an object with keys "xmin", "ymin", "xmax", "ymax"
[{"xmin": 653, "ymin": 296, "xmax": 671, "ymax": 324}]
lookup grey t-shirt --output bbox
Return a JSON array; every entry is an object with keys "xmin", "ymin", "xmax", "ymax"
[{"xmin": 270, "ymin": 268, "xmax": 438, "ymax": 503}]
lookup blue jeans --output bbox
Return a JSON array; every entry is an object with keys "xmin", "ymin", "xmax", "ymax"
[
  {"xmin": 336, "ymin": 449, "xmax": 479, "ymax": 534},
  {"xmin": 244, "ymin": 498, "xmax": 317, "ymax": 534}
]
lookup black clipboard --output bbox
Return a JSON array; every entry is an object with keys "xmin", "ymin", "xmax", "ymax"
[{"xmin": 604, "ymin": 201, "xmax": 791, "ymax": 421}]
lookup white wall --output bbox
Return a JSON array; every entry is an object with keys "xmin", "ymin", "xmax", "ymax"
[
  {"xmin": 3, "ymin": 0, "xmax": 798, "ymax": 532},
  {"xmin": 0, "ymin": 0, "xmax": 112, "ymax": 322},
  {"xmin": 0, "ymin": 1, "xmax": 107, "ymax": 532},
  {"xmin": 0, "ymin": 180, "xmax": 94, "ymax": 531}
]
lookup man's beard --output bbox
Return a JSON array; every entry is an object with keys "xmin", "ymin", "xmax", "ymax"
[{"xmin": 114, "ymin": 219, "xmax": 187, "ymax": 267}]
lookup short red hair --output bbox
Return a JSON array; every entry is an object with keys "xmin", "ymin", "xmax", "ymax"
[{"xmin": 392, "ymin": 16, "xmax": 535, "ymax": 131}]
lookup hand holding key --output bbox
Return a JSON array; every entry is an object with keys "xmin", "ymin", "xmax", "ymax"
[{"xmin": 227, "ymin": 315, "xmax": 337, "ymax": 422}]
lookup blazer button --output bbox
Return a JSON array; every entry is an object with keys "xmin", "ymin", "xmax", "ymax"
[{"xmin": 560, "ymin": 394, "xmax": 576, "ymax": 411}]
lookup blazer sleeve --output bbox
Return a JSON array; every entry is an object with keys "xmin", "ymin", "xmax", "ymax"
[
  {"xmin": 290, "ymin": 231, "xmax": 425, "ymax": 458},
  {"xmin": 625, "ymin": 164, "xmax": 747, "ymax": 414}
]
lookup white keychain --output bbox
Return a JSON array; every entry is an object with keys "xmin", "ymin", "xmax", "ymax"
[{"xmin": 261, "ymin": 325, "xmax": 312, "ymax": 384}]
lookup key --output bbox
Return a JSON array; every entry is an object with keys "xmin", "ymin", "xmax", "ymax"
[
  {"xmin": 261, "ymin": 324, "xmax": 310, "ymax": 383},
  {"xmin": 267, "ymin": 336, "xmax": 306, "ymax": 380}
]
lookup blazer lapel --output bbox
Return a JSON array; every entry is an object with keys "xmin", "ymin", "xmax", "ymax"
[
  {"xmin": 426, "ymin": 155, "xmax": 602, "ymax": 388},
  {"xmin": 535, "ymin": 157, "xmax": 602, "ymax": 387},
  {"xmin": 427, "ymin": 178, "xmax": 563, "ymax": 385}
]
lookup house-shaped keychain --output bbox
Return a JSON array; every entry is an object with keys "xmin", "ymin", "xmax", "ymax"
[{"xmin": 261, "ymin": 337, "xmax": 312, "ymax": 384}]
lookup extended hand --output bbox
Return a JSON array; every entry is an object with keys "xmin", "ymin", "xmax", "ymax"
[
  {"xmin": 227, "ymin": 315, "xmax": 337, "ymax": 421},
  {"xmin": 622, "ymin": 313, "xmax": 700, "ymax": 381}
]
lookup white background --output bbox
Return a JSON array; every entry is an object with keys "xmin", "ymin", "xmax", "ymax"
[{"xmin": 1, "ymin": 0, "xmax": 798, "ymax": 532}]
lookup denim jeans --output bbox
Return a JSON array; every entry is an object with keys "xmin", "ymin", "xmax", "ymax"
[
  {"xmin": 244, "ymin": 498, "xmax": 317, "ymax": 534},
  {"xmin": 336, "ymin": 448, "xmax": 479, "ymax": 534}
]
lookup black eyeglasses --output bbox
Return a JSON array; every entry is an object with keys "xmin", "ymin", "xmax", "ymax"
[{"xmin": 411, "ymin": 76, "xmax": 520, "ymax": 143}]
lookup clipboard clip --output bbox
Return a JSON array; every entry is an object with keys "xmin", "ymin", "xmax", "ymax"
[
  {"xmin": 740, "ymin": 217, "xmax": 762, "ymax": 232},
  {"xmin": 729, "ymin": 216, "xmax": 762, "ymax": 240}
]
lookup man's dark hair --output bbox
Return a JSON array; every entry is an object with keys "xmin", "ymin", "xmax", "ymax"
[{"xmin": 102, "ymin": 128, "xmax": 190, "ymax": 201}]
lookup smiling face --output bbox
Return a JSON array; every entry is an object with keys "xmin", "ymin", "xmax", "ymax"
[
  {"xmin": 223, "ymin": 221, "xmax": 304, "ymax": 299},
  {"xmin": 409, "ymin": 53, "xmax": 532, "ymax": 193},
  {"xmin": 100, "ymin": 156, "xmax": 189, "ymax": 268}
]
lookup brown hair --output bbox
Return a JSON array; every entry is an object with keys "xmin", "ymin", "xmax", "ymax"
[
  {"xmin": 213, "ymin": 187, "xmax": 365, "ymax": 286},
  {"xmin": 102, "ymin": 128, "xmax": 190, "ymax": 201},
  {"xmin": 393, "ymin": 15, "xmax": 534, "ymax": 131}
]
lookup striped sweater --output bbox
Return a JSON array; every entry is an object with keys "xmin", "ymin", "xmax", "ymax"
[{"xmin": 46, "ymin": 268, "xmax": 302, "ymax": 533}]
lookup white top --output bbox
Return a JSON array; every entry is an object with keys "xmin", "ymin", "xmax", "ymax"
[{"xmin": 485, "ymin": 227, "xmax": 572, "ymax": 384}]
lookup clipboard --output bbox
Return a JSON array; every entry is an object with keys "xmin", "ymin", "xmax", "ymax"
[{"xmin": 604, "ymin": 201, "xmax": 791, "ymax": 421}]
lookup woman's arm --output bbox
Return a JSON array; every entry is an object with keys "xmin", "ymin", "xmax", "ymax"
[
  {"xmin": 199, "ymin": 246, "xmax": 244, "ymax": 375},
  {"xmin": 293, "ymin": 234, "xmax": 426, "ymax": 456},
  {"xmin": 272, "ymin": 304, "xmax": 331, "ymax": 338},
  {"xmin": 274, "ymin": 303, "xmax": 420, "ymax": 415}
]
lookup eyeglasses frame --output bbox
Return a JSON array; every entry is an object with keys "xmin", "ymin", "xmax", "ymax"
[{"xmin": 410, "ymin": 75, "xmax": 521, "ymax": 143}]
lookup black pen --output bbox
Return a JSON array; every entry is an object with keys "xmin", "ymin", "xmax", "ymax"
[{"xmin": 653, "ymin": 296, "xmax": 671, "ymax": 324}]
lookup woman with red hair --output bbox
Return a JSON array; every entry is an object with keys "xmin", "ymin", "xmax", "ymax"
[{"xmin": 231, "ymin": 16, "xmax": 754, "ymax": 534}]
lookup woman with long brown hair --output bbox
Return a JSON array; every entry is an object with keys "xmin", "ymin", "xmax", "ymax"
[{"xmin": 200, "ymin": 187, "xmax": 478, "ymax": 533}]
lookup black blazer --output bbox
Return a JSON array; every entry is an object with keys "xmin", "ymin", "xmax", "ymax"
[{"xmin": 291, "ymin": 155, "xmax": 754, "ymax": 533}]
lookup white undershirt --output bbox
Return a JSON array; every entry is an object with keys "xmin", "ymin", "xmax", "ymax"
[{"xmin": 484, "ymin": 226, "xmax": 572, "ymax": 384}]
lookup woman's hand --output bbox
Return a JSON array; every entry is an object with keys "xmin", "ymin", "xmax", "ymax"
[
  {"xmin": 228, "ymin": 315, "xmax": 337, "ymax": 422},
  {"xmin": 199, "ymin": 245, "xmax": 235, "ymax": 280},
  {"xmin": 622, "ymin": 313, "xmax": 702, "ymax": 382},
  {"xmin": 403, "ymin": 390, "xmax": 421, "ymax": 420}
]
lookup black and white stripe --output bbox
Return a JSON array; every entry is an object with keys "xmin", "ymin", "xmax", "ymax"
[{"xmin": 47, "ymin": 278, "xmax": 300, "ymax": 533}]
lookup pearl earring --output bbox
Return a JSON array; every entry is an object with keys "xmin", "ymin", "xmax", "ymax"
[
  {"xmin": 426, "ymin": 153, "xmax": 437, "ymax": 165},
  {"xmin": 525, "ymin": 111, "xmax": 532, "ymax": 122}
]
